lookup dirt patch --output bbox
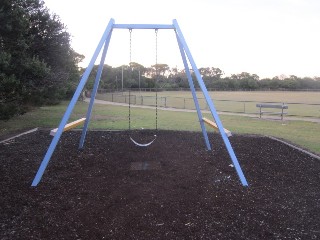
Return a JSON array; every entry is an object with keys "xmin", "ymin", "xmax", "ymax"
[{"xmin": 0, "ymin": 130, "xmax": 320, "ymax": 239}]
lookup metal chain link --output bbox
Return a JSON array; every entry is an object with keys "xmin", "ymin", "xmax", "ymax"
[
  {"xmin": 129, "ymin": 29, "xmax": 132, "ymax": 131},
  {"xmin": 129, "ymin": 89, "xmax": 131, "ymax": 130},
  {"xmin": 155, "ymin": 29, "xmax": 158, "ymax": 130},
  {"xmin": 155, "ymin": 29, "xmax": 158, "ymax": 72},
  {"xmin": 128, "ymin": 29, "xmax": 159, "ymax": 131},
  {"xmin": 129, "ymin": 29, "xmax": 132, "ymax": 67}
]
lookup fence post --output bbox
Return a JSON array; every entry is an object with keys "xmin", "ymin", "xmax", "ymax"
[
  {"xmin": 164, "ymin": 97, "xmax": 167, "ymax": 108},
  {"xmin": 112, "ymin": 93, "xmax": 113, "ymax": 102},
  {"xmin": 184, "ymin": 98, "xmax": 186, "ymax": 109},
  {"xmin": 243, "ymin": 102, "xmax": 246, "ymax": 113},
  {"xmin": 141, "ymin": 96, "xmax": 143, "ymax": 105}
]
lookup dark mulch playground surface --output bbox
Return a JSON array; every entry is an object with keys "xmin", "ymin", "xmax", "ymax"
[{"xmin": 1, "ymin": 130, "xmax": 320, "ymax": 239}]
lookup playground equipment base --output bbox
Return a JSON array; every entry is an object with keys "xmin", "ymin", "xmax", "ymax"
[{"xmin": 1, "ymin": 130, "xmax": 320, "ymax": 239}]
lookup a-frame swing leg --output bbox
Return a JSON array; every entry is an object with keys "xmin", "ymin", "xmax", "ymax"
[
  {"xmin": 173, "ymin": 19, "xmax": 248, "ymax": 187},
  {"xmin": 79, "ymin": 30, "xmax": 113, "ymax": 149},
  {"xmin": 175, "ymin": 31, "xmax": 211, "ymax": 151},
  {"xmin": 31, "ymin": 19, "xmax": 115, "ymax": 186}
]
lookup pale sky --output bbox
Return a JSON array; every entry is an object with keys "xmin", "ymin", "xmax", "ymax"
[{"xmin": 44, "ymin": 0, "xmax": 320, "ymax": 78}]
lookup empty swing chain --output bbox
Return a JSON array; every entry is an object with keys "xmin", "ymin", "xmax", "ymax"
[
  {"xmin": 129, "ymin": 28, "xmax": 132, "ymax": 68},
  {"xmin": 129, "ymin": 89, "xmax": 131, "ymax": 130},
  {"xmin": 155, "ymin": 29, "xmax": 158, "ymax": 130},
  {"xmin": 129, "ymin": 29, "xmax": 132, "ymax": 131}
]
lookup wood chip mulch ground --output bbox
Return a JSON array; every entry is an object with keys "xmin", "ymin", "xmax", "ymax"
[{"xmin": 1, "ymin": 130, "xmax": 320, "ymax": 239}]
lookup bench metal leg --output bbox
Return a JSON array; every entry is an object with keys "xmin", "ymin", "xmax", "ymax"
[{"xmin": 260, "ymin": 106, "xmax": 262, "ymax": 118}]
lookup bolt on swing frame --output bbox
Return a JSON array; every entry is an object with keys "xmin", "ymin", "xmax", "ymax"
[{"xmin": 31, "ymin": 18, "xmax": 248, "ymax": 187}]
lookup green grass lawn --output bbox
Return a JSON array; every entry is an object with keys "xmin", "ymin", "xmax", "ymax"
[{"xmin": 1, "ymin": 100, "xmax": 319, "ymax": 155}]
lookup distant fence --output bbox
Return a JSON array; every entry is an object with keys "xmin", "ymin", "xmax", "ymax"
[
  {"xmin": 97, "ymin": 88, "xmax": 320, "ymax": 93},
  {"xmin": 95, "ymin": 90, "xmax": 320, "ymax": 119}
]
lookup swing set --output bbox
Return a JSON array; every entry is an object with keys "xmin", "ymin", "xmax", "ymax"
[{"xmin": 31, "ymin": 19, "xmax": 249, "ymax": 187}]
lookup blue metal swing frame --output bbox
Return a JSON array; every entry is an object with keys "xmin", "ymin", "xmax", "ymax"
[{"xmin": 31, "ymin": 19, "xmax": 248, "ymax": 187}]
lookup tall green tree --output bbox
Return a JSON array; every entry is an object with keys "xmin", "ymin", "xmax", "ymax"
[{"xmin": 0, "ymin": 0, "xmax": 83, "ymax": 120}]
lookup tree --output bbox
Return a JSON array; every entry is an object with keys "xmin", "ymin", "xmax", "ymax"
[
  {"xmin": 0, "ymin": 0, "xmax": 83, "ymax": 119},
  {"xmin": 230, "ymin": 72, "xmax": 259, "ymax": 90},
  {"xmin": 281, "ymin": 75, "xmax": 301, "ymax": 90},
  {"xmin": 199, "ymin": 67, "xmax": 224, "ymax": 88}
]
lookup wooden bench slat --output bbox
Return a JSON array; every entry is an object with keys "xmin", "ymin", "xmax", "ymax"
[
  {"xmin": 50, "ymin": 118, "xmax": 86, "ymax": 136},
  {"xmin": 256, "ymin": 104, "xmax": 288, "ymax": 109},
  {"xmin": 260, "ymin": 112, "xmax": 288, "ymax": 115},
  {"xmin": 202, "ymin": 117, "xmax": 232, "ymax": 137}
]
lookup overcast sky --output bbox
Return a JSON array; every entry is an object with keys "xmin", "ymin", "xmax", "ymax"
[{"xmin": 44, "ymin": 0, "xmax": 320, "ymax": 78}]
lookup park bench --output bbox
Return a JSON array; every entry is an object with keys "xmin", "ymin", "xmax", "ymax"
[{"xmin": 256, "ymin": 103, "xmax": 288, "ymax": 120}]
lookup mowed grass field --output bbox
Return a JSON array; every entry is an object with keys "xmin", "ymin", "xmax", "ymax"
[
  {"xmin": 1, "ymin": 90, "xmax": 319, "ymax": 155},
  {"xmin": 97, "ymin": 91, "xmax": 320, "ymax": 118},
  {"xmin": 103, "ymin": 90, "xmax": 320, "ymax": 103}
]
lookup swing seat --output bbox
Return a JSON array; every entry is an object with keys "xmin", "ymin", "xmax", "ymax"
[{"xmin": 130, "ymin": 135, "xmax": 157, "ymax": 147}]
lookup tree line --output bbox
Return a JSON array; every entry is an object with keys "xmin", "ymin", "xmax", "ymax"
[
  {"xmin": 0, "ymin": 0, "xmax": 83, "ymax": 120},
  {"xmin": 86, "ymin": 63, "xmax": 320, "ymax": 91}
]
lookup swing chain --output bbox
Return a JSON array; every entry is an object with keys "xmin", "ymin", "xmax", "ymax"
[
  {"xmin": 129, "ymin": 89, "xmax": 131, "ymax": 130},
  {"xmin": 128, "ymin": 28, "xmax": 158, "ymax": 131},
  {"xmin": 155, "ymin": 29, "xmax": 158, "ymax": 130},
  {"xmin": 129, "ymin": 28, "xmax": 132, "ymax": 68},
  {"xmin": 129, "ymin": 29, "xmax": 132, "ymax": 131},
  {"xmin": 155, "ymin": 29, "xmax": 158, "ymax": 74}
]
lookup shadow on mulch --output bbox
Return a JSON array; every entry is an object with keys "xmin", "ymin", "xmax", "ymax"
[{"xmin": 0, "ymin": 130, "xmax": 320, "ymax": 239}]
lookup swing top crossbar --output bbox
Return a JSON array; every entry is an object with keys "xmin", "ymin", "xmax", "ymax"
[{"xmin": 113, "ymin": 24, "xmax": 175, "ymax": 29}]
